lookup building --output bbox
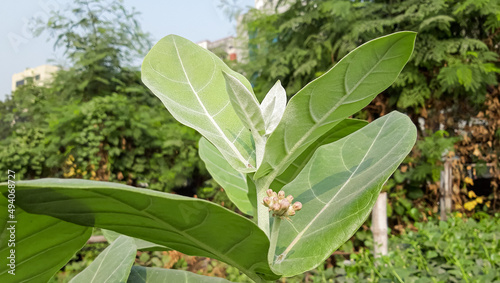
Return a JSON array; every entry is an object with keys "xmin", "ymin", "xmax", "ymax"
[
  {"xmin": 11, "ymin": 64, "xmax": 59, "ymax": 91},
  {"xmin": 197, "ymin": 36, "xmax": 238, "ymax": 61},
  {"xmin": 197, "ymin": 1, "xmax": 287, "ymax": 62}
]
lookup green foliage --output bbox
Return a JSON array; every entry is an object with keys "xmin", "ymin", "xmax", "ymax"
[
  {"xmin": 338, "ymin": 215, "xmax": 500, "ymax": 282},
  {"xmin": 242, "ymin": 0, "xmax": 499, "ymax": 104}
]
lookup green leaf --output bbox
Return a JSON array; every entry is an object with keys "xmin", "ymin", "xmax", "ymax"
[
  {"xmin": 198, "ymin": 137, "xmax": 252, "ymax": 215},
  {"xmin": 127, "ymin": 266, "xmax": 233, "ymax": 283},
  {"xmin": 70, "ymin": 235, "xmax": 136, "ymax": 283},
  {"xmin": 142, "ymin": 35, "xmax": 256, "ymax": 173},
  {"xmin": 222, "ymin": 71, "xmax": 265, "ymax": 135},
  {"xmin": 255, "ymin": 32, "xmax": 416, "ymax": 181},
  {"xmin": 271, "ymin": 119, "xmax": 368, "ymax": 190},
  {"xmin": 0, "ymin": 195, "xmax": 91, "ymax": 282},
  {"xmin": 270, "ymin": 111, "xmax": 416, "ymax": 276},
  {"xmin": 0, "ymin": 179, "xmax": 279, "ymax": 282},
  {"xmin": 222, "ymin": 71, "xmax": 266, "ymax": 166},
  {"xmin": 102, "ymin": 229, "xmax": 170, "ymax": 251},
  {"xmin": 260, "ymin": 80, "xmax": 287, "ymax": 136}
]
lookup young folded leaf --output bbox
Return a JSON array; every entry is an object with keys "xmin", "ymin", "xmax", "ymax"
[
  {"xmin": 260, "ymin": 80, "xmax": 287, "ymax": 136},
  {"xmin": 222, "ymin": 71, "xmax": 265, "ymax": 136},
  {"xmin": 269, "ymin": 111, "xmax": 416, "ymax": 276},
  {"xmin": 142, "ymin": 35, "xmax": 257, "ymax": 173},
  {"xmin": 222, "ymin": 71, "xmax": 266, "ymax": 166}
]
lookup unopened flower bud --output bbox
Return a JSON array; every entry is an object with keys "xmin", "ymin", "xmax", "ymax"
[
  {"xmin": 263, "ymin": 197, "xmax": 271, "ymax": 206},
  {"xmin": 280, "ymin": 199, "xmax": 290, "ymax": 210},
  {"xmin": 293, "ymin": 202, "xmax": 302, "ymax": 211},
  {"xmin": 272, "ymin": 203, "xmax": 281, "ymax": 211},
  {"xmin": 266, "ymin": 189, "xmax": 274, "ymax": 197},
  {"xmin": 287, "ymin": 207, "xmax": 296, "ymax": 216},
  {"xmin": 272, "ymin": 197, "xmax": 279, "ymax": 203},
  {"xmin": 286, "ymin": 195, "xmax": 294, "ymax": 202},
  {"xmin": 278, "ymin": 190, "xmax": 285, "ymax": 199}
]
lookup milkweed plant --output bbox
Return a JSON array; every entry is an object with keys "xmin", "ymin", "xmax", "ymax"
[{"xmin": 0, "ymin": 31, "xmax": 417, "ymax": 282}]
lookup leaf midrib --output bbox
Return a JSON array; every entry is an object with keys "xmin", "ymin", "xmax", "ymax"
[{"xmin": 170, "ymin": 37, "xmax": 249, "ymax": 168}]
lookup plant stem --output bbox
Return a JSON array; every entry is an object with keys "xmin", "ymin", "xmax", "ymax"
[
  {"xmin": 256, "ymin": 185, "xmax": 270, "ymax": 237},
  {"xmin": 268, "ymin": 217, "xmax": 281, "ymax": 264}
]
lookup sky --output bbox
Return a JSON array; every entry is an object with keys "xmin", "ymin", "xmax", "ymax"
[{"xmin": 0, "ymin": 0, "xmax": 255, "ymax": 101}]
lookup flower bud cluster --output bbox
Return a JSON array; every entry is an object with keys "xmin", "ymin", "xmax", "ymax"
[{"xmin": 262, "ymin": 189, "xmax": 302, "ymax": 218}]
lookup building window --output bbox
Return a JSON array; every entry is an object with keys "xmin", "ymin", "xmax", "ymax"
[{"xmin": 16, "ymin": 80, "xmax": 24, "ymax": 87}]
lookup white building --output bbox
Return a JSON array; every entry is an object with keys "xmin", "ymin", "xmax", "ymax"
[
  {"xmin": 197, "ymin": 36, "xmax": 238, "ymax": 61},
  {"xmin": 11, "ymin": 64, "xmax": 59, "ymax": 91}
]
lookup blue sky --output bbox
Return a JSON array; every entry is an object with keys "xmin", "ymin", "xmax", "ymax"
[{"xmin": 0, "ymin": 0, "xmax": 254, "ymax": 101}]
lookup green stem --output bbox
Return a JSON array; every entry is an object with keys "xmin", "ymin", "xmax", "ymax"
[
  {"xmin": 268, "ymin": 217, "xmax": 281, "ymax": 264},
  {"xmin": 255, "ymin": 179, "xmax": 271, "ymax": 237}
]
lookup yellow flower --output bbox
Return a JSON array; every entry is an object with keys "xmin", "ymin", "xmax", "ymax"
[
  {"xmin": 464, "ymin": 177, "xmax": 474, "ymax": 186},
  {"xmin": 468, "ymin": 190, "xmax": 477, "ymax": 198},
  {"xmin": 463, "ymin": 200, "xmax": 477, "ymax": 211}
]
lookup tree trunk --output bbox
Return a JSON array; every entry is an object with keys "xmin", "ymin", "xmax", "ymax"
[{"xmin": 371, "ymin": 192, "xmax": 388, "ymax": 258}]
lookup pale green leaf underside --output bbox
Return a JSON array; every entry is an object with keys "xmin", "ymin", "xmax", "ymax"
[
  {"xmin": 71, "ymin": 235, "xmax": 136, "ymax": 283},
  {"xmin": 271, "ymin": 118, "xmax": 368, "ymax": 190},
  {"xmin": 271, "ymin": 111, "xmax": 416, "ymax": 276},
  {"xmin": 256, "ymin": 32, "xmax": 416, "ymax": 180},
  {"xmin": 127, "ymin": 266, "xmax": 233, "ymax": 283},
  {"xmin": 222, "ymin": 71, "xmax": 265, "ymax": 135},
  {"xmin": 260, "ymin": 80, "xmax": 287, "ymax": 136},
  {"xmin": 0, "ymin": 179, "xmax": 279, "ymax": 282},
  {"xmin": 142, "ymin": 34, "xmax": 256, "ymax": 172},
  {"xmin": 199, "ymin": 138, "xmax": 252, "ymax": 215},
  {"xmin": 0, "ymin": 195, "xmax": 91, "ymax": 283},
  {"xmin": 102, "ymin": 229, "xmax": 169, "ymax": 251}
]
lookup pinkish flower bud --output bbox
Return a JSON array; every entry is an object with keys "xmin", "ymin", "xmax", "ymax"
[
  {"xmin": 293, "ymin": 202, "xmax": 302, "ymax": 211},
  {"xmin": 278, "ymin": 190, "xmax": 285, "ymax": 199},
  {"xmin": 272, "ymin": 197, "xmax": 279, "ymax": 203},
  {"xmin": 287, "ymin": 207, "xmax": 296, "ymax": 216},
  {"xmin": 280, "ymin": 199, "xmax": 290, "ymax": 210},
  {"xmin": 266, "ymin": 189, "xmax": 274, "ymax": 197},
  {"xmin": 263, "ymin": 197, "xmax": 271, "ymax": 206},
  {"xmin": 272, "ymin": 203, "xmax": 281, "ymax": 211},
  {"xmin": 286, "ymin": 195, "xmax": 294, "ymax": 202}
]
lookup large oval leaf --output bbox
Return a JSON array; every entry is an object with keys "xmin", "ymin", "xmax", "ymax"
[
  {"xmin": 199, "ymin": 137, "xmax": 252, "ymax": 215},
  {"xmin": 270, "ymin": 111, "xmax": 416, "ymax": 276},
  {"xmin": 127, "ymin": 266, "xmax": 233, "ymax": 283},
  {"xmin": 0, "ymin": 179, "xmax": 279, "ymax": 282},
  {"xmin": 255, "ymin": 32, "xmax": 416, "ymax": 181},
  {"xmin": 142, "ymin": 35, "xmax": 256, "ymax": 172},
  {"xmin": 71, "ymin": 235, "xmax": 136, "ymax": 283},
  {"xmin": 0, "ymin": 195, "xmax": 91, "ymax": 282}
]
